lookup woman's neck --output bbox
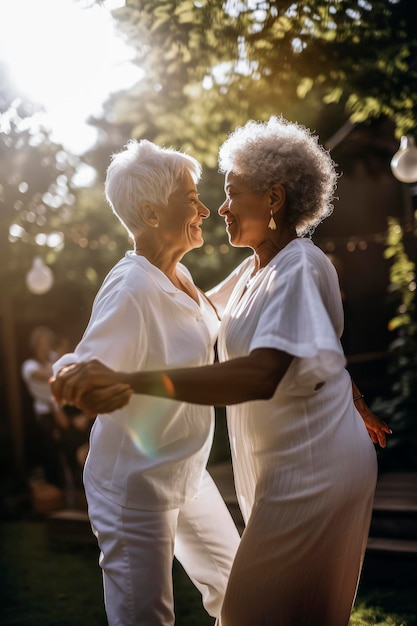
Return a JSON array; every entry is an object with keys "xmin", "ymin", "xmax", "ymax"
[
  {"xmin": 252, "ymin": 230, "xmax": 298, "ymax": 273},
  {"xmin": 134, "ymin": 238, "xmax": 182, "ymax": 279},
  {"xmin": 134, "ymin": 238, "xmax": 199, "ymax": 303}
]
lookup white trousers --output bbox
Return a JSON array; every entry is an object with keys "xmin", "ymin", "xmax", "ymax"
[{"xmin": 84, "ymin": 470, "xmax": 240, "ymax": 626}]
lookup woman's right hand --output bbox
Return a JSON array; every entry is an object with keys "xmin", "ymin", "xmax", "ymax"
[{"xmin": 50, "ymin": 358, "xmax": 131, "ymax": 413}]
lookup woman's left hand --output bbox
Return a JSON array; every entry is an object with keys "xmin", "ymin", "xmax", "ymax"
[{"xmin": 358, "ymin": 407, "xmax": 392, "ymax": 448}]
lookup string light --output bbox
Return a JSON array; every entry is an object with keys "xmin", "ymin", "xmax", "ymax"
[
  {"xmin": 390, "ymin": 135, "xmax": 417, "ymax": 184},
  {"xmin": 318, "ymin": 231, "xmax": 386, "ymax": 253},
  {"xmin": 25, "ymin": 256, "xmax": 54, "ymax": 294},
  {"xmin": 317, "ymin": 221, "xmax": 416, "ymax": 253}
]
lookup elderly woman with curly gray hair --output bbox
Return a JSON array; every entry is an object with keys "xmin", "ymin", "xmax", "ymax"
[{"xmin": 52, "ymin": 116, "xmax": 390, "ymax": 626}]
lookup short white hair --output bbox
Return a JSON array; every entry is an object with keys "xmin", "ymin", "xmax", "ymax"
[
  {"xmin": 105, "ymin": 139, "xmax": 202, "ymax": 236},
  {"xmin": 218, "ymin": 116, "xmax": 338, "ymax": 236}
]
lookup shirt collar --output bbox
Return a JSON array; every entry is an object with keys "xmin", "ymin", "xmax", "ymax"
[{"xmin": 126, "ymin": 250, "xmax": 188, "ymax": 294}]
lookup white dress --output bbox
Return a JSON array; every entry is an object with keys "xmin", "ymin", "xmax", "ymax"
[{"xmin": 212, "ymin": 238, "xmax": 377, "ymax": 626}]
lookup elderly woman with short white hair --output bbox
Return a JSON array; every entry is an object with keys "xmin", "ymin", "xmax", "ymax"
[{"xmin": 53, "ymin": 139, "xmax": 240, "ymax": 626}]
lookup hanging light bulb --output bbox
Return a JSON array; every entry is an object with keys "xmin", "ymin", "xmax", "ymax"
[
  {"xmin": 390, "ymin": 135, "xmax": 417, "ymax": 183},
  {"xmin": 25, "ymin": 256, "xmax": 54, "ymax": 294}
]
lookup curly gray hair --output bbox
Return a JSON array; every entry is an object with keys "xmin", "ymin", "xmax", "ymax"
[
  {"xmin": 218, "ymin": 116, "xmax": 338, "ymax": 236},
  {"xmin": 105, "ymin": 139, "xmax": 202, "ymax": 236}
]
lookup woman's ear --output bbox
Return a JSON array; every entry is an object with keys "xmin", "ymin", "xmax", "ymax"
[
  {"xmin": 269, "ymin": 183, "xmax": 285, "ymax": 210},
  {"xmin": 138, "ymin": 201, "xmax": 160, "ymax": 229}
]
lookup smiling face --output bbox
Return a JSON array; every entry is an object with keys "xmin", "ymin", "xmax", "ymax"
[
  {"xmin": 219, "ymin": 171, "xmax": 271, "ymax": 249},
  {"xmin": 159, "ymin": 169, "xmax": 210, "ymax": 256}
]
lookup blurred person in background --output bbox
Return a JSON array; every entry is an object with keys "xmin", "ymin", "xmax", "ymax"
[{"xmin": 22, "ymin": 326, "xmax": 91, "ymax": 494}]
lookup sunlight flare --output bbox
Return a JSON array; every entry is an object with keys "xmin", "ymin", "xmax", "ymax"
[{"xmin": 0, "ymin": 0, "xmax": 143, "ymax": 153}]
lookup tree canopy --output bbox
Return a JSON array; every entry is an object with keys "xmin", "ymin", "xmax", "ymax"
[
  {"xmin": 2, "ymin": 0, "xmax": 416, "ymax": 326},
  {"xmin": 98, "ymin": 0, "xmax": 417, "ymax": 165},
  {"xmin": 3, "ymin": 0, "xmax": 417, "ymax": 321}
]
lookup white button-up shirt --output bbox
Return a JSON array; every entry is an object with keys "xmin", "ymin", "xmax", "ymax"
[{"xmin": 53, "ymin": 252, "xmax": 219, "ymax": 510}]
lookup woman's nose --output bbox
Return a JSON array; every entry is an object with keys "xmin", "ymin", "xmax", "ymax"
[
  {"xmin": 200, "ymin": 201, "xmax": 210, "ymax": 218},
  {"xmin": 218, "ymin": 199, "xmax": 228, "ymax": 216}
]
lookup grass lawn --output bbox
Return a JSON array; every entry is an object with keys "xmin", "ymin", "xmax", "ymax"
[
  {"xmin": 0, "ymin": 520, "xmax": 212, "ymax": 626},
  {"xmin": 1, "ymin": 520, "xmax": 416, "ymax": 626}
]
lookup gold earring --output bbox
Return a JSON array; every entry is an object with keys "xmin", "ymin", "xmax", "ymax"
[
  {"xmin": 153, "ymin": 223, "xmax": 159, "ymax": 228},
  {"xmin": 268, "ymin": 211, "xmax": 277, "ymax": 230}
]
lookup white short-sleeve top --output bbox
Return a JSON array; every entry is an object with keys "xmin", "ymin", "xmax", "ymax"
[
  {"xmin": 214, "ymin": 238, "xmax": 371, "ymax": 522},
  {"xmin": 217, "ymin": 238, "xmax": 346, "ymax": 392},
  {"xmin": 53, "ymin": 252, "xmax": 219, "ymax": 511}
]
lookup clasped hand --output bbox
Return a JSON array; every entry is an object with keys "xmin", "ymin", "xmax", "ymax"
[{"xmin": 50, "ymin": 359, "xmax": 133, "ymax": 418}]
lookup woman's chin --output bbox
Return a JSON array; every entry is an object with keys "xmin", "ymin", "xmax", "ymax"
[
  {"xmin": 191, "ymin": 231, "xmax": 205, "ymax": 246},
  {"xmin": 227, "ymin": 234, "xmax": 242, "ymax": 247}
]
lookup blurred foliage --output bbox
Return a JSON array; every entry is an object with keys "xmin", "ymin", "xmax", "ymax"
[
  {"xmin": 0, "ymin": 96, "xmax": 130, "ymax": 342},
  {"xmin": 372, "ymin": 214, "xmax": 417, "ymax": 470},
  {"xmin": 3, "ymin": 0, "xmax": 417, "ymax": 328},
  {"xmin": 94, "ymin": 0, "xmax": 417, "ymax": 168},
  {"xmin": 81, "ymin": 0, "xmax": 417, "ymax": 290}
]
